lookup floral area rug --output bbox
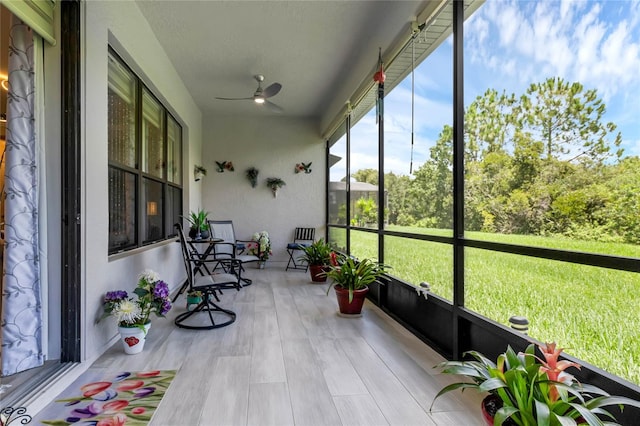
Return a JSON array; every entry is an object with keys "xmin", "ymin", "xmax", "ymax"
[{"xmin": 32, "ymin": 369, "xmax": 176, "ymax": 425}]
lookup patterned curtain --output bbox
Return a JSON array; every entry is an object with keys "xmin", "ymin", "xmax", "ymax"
[{"xmin": 1, "ymin": 16, "xmax": 43, "ymax": 376}]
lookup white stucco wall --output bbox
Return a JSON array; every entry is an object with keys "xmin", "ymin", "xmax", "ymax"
[
  {"xmin": 82, "ymin": 1, "xmax": 202, "ymax": 361},
  {"xmin": 201, "ymin": 116, "xmax": 325, "ymax": 266}
]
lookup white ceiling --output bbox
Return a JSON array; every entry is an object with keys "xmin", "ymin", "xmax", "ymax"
[{"xmin": 135, "ymin": 0, "xmax": 435, "ymax": 132}]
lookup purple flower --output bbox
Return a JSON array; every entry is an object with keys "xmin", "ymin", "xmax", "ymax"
[
  {"xmin": 133, "ymin": 386, "xmax": 156, "ymax": 398},
  {"xmin": 152, "ymin": 281, "xmax": 169, "ymax": 298},
  {"xmin": 160, "ymin": 299, "xmax": 172, "ymax": 315},
  {"xmin": 114, "ymin": 372, "xmax": 131, "ymax": 381},
  {"xmin": 70, "ymin": 402, "xmax": 102, "ymax": 418},
  {"xmin": 105, "ymin": 291, "xmax": 127, "ymax": 302}
]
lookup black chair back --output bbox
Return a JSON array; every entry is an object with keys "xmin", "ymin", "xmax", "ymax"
[{"xmin": 175, "ymin": 222, "xmax": 196, "ymax": 291}]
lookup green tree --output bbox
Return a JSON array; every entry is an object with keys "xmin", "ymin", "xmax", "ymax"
[
  {"xmin": 465, "ymin": 88, "xmax": 517, "ymax": 162},
  {"xmin": 385, "ymin": 172, "xmax": 412, "ymax": 225},
  {"xmin": 518, "ymin": 77, "xmax": 622, "ymax": 164},
  {"xmin": 461, "ymin": 77, "xmax": 624, "ymax": 238},
  {"xmin": 407, "ymin": 162, "xmax": 438, "ymax": 228},
  {"xmin": 604, "ymin": 157, "xmax": 640, "ymax": 243},
  {"xmin": 353, "ymin": 197, "xmax": 378, "ymax": 227},
  {"xmin": 408, "ymin": 126, "xmax": 453, "ymax": 229},
  {"xmin": 351, "ymin": 168, "xmax": 378, "ymax": 185}
]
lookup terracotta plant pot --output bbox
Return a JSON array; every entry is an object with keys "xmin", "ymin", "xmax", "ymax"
[
  {"xmin": 481, "ymin": 394, "xmax": 518, "ymax": 426},
  {"xmin": 481, "ymin": 394, "xmax": 498, "ymax": 425},
  {"xmin": 334, "ymin": 285, "xmax": 369, "ymax": 315},
  {"xmin": 309, "ymin": 264, "xmax": 328, "ymax": 282}
]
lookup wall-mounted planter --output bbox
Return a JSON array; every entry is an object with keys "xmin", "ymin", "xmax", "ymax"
[
  {"xmin": 266, "ymin": 177, "xmax": 286, "ymax": 198},
  {"xmin": 194, "ymin": 165, "xmax": 207, "ymax": 181}
]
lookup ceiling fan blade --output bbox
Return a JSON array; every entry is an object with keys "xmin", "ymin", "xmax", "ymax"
[
  {"xmin": 262, "ymin": 82, "xmax": 282, "ymax": 99},
  {"xmin": 215, "ymin": 96, "xmax": 253, "ymax": 101},
  {"xmin": 265, "ymin": 100, "xmax": 284, "ymax": 113}
]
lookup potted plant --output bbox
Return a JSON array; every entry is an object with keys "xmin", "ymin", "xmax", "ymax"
[
  {"xmin": 431, "ymin": 342, "xmax": 640, "ymax": 426},
  {"xmin": 186, "ymin": 290, "xmax": 203, "ymax": 311},
  {"xmin": 266, "ymin": 177, "xmax": 286, "ymax": 197},
  {"xmin": 324, "ymin": 253, "xmax": 387, "ymax": 315},
  {"xmin": 100, "ymin": 269, "xmax": 172, "ymax": 354},
  {"xmin": 299, "ymin": 239, "xmax": 333, "ymax": 282},
  {"xmin": 194, "ymin": 165, "xmax": 207, "ymax": 181},
  {"xmin": 184, "ymin": 209, "xmax": 210, "ymax": 239}
]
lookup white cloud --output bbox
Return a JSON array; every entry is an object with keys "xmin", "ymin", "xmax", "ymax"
[{"xmin": 467, "ymin": 0, "xmax": 640, "ymax": 100}]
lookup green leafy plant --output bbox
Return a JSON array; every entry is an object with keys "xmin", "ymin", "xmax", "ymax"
[
  {"xmin": 246, "ymin": 167, "xmax": 259, "ymax": 188},
  {"xmin": 266, "ymin": 177, "xmax": 286, "ymax": 190},
  {"xmin": 298, "ymin": 238, "xmax": 333, "ymax": 266},
  {"xmin": 324, "ymin": 253, "xmax": 387, "ymax": 303},
  {"xmin": 266, "ymin": 177, "xmax": 286, "ymax": 197},
  {"xmin": 183, "ymin": 209, "xmax": 209, "ymax": 232},
  {"xmin": 187, "ymin": 290, "xmax": 203, "ymax": 298},
  {"xmin": 431, "ymin": 342, "xmax": 640, "ymax": 426}
]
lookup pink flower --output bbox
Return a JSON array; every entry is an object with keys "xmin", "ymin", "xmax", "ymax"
[
  {"xmin": 116, "ymin": 380, "xmax": 144, "ymax": 391},
  {"xmin": 102, "ymin": 400, "xmax": 129, "ymax": 413},
  {"xmin": 96, "ymin": 413, "xmax": 127, "ymax": 426},
  {"xmin": 537, "ymin": 342, "xmax": 581, "ymax": 402},
  {"xmin": 131, "ymin": 407, "xmax": 146, "ymax": 415},
  {"xmin": 81, "ymin": 382, "xmax": 112, "ymax": 398},
  {"xmin": 136, "ymin": 370, "xmax": 160, "ymax": 378}
]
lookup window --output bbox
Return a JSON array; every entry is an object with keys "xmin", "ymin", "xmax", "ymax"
[
  {"xmin": 328, "ymin": 132, "xmax": 347, "ymax": 226},
  {"xmin": 349, "ymin": 99, "xmax": 379, "ymax": 230},
  {"xmin": 108, "ymin": 49, "xmax": 182, "ymax": 254},
  {"xmin": 325, "ymin": 0, "xmax": 640, "ymax": 386}
]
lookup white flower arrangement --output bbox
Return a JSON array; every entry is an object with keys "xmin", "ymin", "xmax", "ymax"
[{"xmin": 250, "ymin": 231, "xmax": 272, "ymax": 261}]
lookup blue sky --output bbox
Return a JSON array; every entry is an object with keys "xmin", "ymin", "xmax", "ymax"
[{"xmin": 338, "ymin": 0, "xmax": 640, "ymax": 179}]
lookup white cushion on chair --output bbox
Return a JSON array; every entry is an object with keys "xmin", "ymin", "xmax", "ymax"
[
  {"xmin": 237, "ymin": 254, "xmax": 259, "ymax": 263},
  {"xmin": 193, "ymin": 275, "xmax": 215, "ymax": 287}
]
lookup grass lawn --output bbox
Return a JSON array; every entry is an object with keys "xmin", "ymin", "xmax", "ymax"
[{"xmin": 336, "ymin": 226, "xmax": 640, "ymax": 385}]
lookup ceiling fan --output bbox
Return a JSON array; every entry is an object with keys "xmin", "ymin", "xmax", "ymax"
[{"xmin": 216, "ymin": 74, "xmax": 283, "ymax": 113}]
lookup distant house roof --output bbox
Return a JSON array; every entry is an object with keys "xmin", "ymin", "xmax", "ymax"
[{"xmin": 329, "ymin": 181, "xmax": 379, "ymax": 192}]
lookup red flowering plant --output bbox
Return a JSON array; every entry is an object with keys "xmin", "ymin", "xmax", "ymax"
[
  {"xmin": 101, "ymin": 270, "xmax": 172, "ymax": 331},
  {"xmin": 431, "ymin": 342, "xmax": 640, "ymax": 425}
]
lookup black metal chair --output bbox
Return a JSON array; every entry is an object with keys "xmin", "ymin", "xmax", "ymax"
[
  {"xmin": 174, "ymin": 223, "xmax": 241, "ymax": 330},
  {"xmin": 208, "ymin": 219, "xmax": 260, "ymax": 286},
  {"xmin": 285, "ymin": 227, "xmax": 315, "ymax": 271}
]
